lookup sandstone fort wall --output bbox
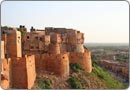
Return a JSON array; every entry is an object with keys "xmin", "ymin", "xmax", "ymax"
[
  {"xmin": 1, "ymin": 58, "xmax": 11, "ymax": 89},
  {"xmin": 1, "ymin": 26, "xmax": 92, "ymax": 89},
  {"xmin": 69, "ymin": 49, "xmax": 92, "ymax": 73},
  {"xmin": 11, "ymin": 55, "xmax": 36, "ymax": 89},
  {"xmin": 1, "ymin": 41, "xmax": 5, "ymax": 59},
  {"xmin": 34, "ymin": 53, "xmax": 69, "ymax": 77}
]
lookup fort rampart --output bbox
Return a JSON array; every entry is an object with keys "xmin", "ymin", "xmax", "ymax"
[{"xmin": 1, "ymin": 26, "xmax": 92, "ymax": 89}]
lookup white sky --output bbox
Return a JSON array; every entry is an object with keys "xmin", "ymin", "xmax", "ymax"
[{"xmin": 1, "ymin": 1, "xmax": 129, "ymax": 43}]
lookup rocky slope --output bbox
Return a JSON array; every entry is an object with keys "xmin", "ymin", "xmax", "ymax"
[{"xmin": 32, "ymin": 61, "xmax": 127, "ymax": 89}]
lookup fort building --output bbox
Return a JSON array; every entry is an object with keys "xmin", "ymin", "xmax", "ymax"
[
  {"xmin": 1, "ymin": 28, "xmax": 36, "ymax": 89},
  {"xmin": 1, "ymin": 26, "xmax": 92, "ymax": 89}
]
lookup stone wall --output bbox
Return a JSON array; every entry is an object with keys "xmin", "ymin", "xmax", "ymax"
[
  {"xmin": 1, "ymin": 58, "xmax": 11, "ymax": 89},
  {"xmin": 68, "ymin": 34, "xmax": 77, "ymax": 44},
  {"xmin": 2, "ymin": 29, "xmax": 22, "ymax": 58},
  {"xmin": 45, "ymin": 27, "xmax": 66, "ymax": 34},
  {"xmin": 1, "ymin": 26, "xmax": 92, "ymax": 89},
  {"xmin": 1, "ymin": 34, "xmax": 7, "ymax": 55},
  {"xmin": 1, "ymin": 28, "xmax": 22, "ymax": 57},
  {"xmin": 34, "ymin": 54, "xmax": 42, "ymax": 72},
  {"xmin": 1, "ymin": 28, "xmax": 36, "ymax": 89},
  {"xmin": 60, "ymin": 43, "xmax": 67, "ymax": 53},
  {"xmin": 69, "ymin": 49, "xmax": 92, "ymax": 73},
  {"xmin": 32, "ymin": 30, "xmax": 45, "ymax": 35},
  {"xmin": 43, "ymin": 35, "xmax": 50, "ymax": 45},
  {"xmin": 11, "ymin": 55, "xmax": 36, "ymax": 89},
  {"xmin": 50, "ymin": 33, "xmax": 61, "ymax": 44},
  {"xmin": 1, "ymin": 41, "xmax": 5, "ymax": 59},
  {"xmin": 74, "ymin": 44, "xmax": 84, "ymax": 53},
  {"xmin": 76, "ymin": 33, "xmax": 84, "ymax": 44},
  {"xmin": 34, "ymin": 53, "xmax": 70, "ymax": 77},
  {"xmin": 43, "ymin": 53, "xmax": 69, "ymax": 77},
  {"xmin": 25, "ymin": 55, "xmax": 36, "ymax": 89},
  {"xmin": 49, "ymin": 43, "xmax": 60, "ymax": 54},
  {"xmin": 11, "ymin": 57, "xmax": 27, "ymax": 88},
  {"xmin": 23, "ymin": 32, "xmax": 51, "ymax": 52}
]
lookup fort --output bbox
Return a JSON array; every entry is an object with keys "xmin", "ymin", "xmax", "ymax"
[{"xmin": 1, "ymin": 25, "xmax": 92, "ymax": 89}]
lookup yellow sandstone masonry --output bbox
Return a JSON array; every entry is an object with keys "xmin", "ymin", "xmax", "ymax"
[{"xmin": 1, "ymin": 26, "xmax": 92, "ymax": 89}]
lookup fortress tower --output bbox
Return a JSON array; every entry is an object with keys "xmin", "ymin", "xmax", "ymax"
[
  {"xmin": 1, "ymin": 28, "xmax": 36, "ymax": 89},
  {"xmin": 1, "ymin": 28, "xmax": 22, "ymax": 58}
]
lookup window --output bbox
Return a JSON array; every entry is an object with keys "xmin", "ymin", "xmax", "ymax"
[
  {"xmin": 30, "ymin": 46, "xmax": 34, "ymax": 49},
  {"xmin": 2, "ymin": 31, "xmax": 5, "ymax": 34},
  {"xmin": 35, "ymin": 36, "xmax": 38, "ymax": 40},
  {"xmin": 27, "ymin": 36, "xmax": 29, "ymax": 39},
  {"xmin": 39, "ymin": 37, "xmax": 42, "ymax": 41}
]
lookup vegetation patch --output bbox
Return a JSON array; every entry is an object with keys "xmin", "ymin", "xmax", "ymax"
[
  {"xmin": 68, "ymin": 63, "xmax": 89, "ymax": 89},
  {"xmin": 67, "ymin": 76, "xmax": 82, "ymax": 89},
  {"xmin": 70, "ymin": 63, "xmax": 84, "ymax": 72},
  {"xmin": 38, "ymin": 78, "xmax": 52, "ymax": 89}
]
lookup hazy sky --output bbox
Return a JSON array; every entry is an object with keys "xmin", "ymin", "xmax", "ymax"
[{"xmin": 1, "ymin": 1, "xmax": 129, "ymax": 43}]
